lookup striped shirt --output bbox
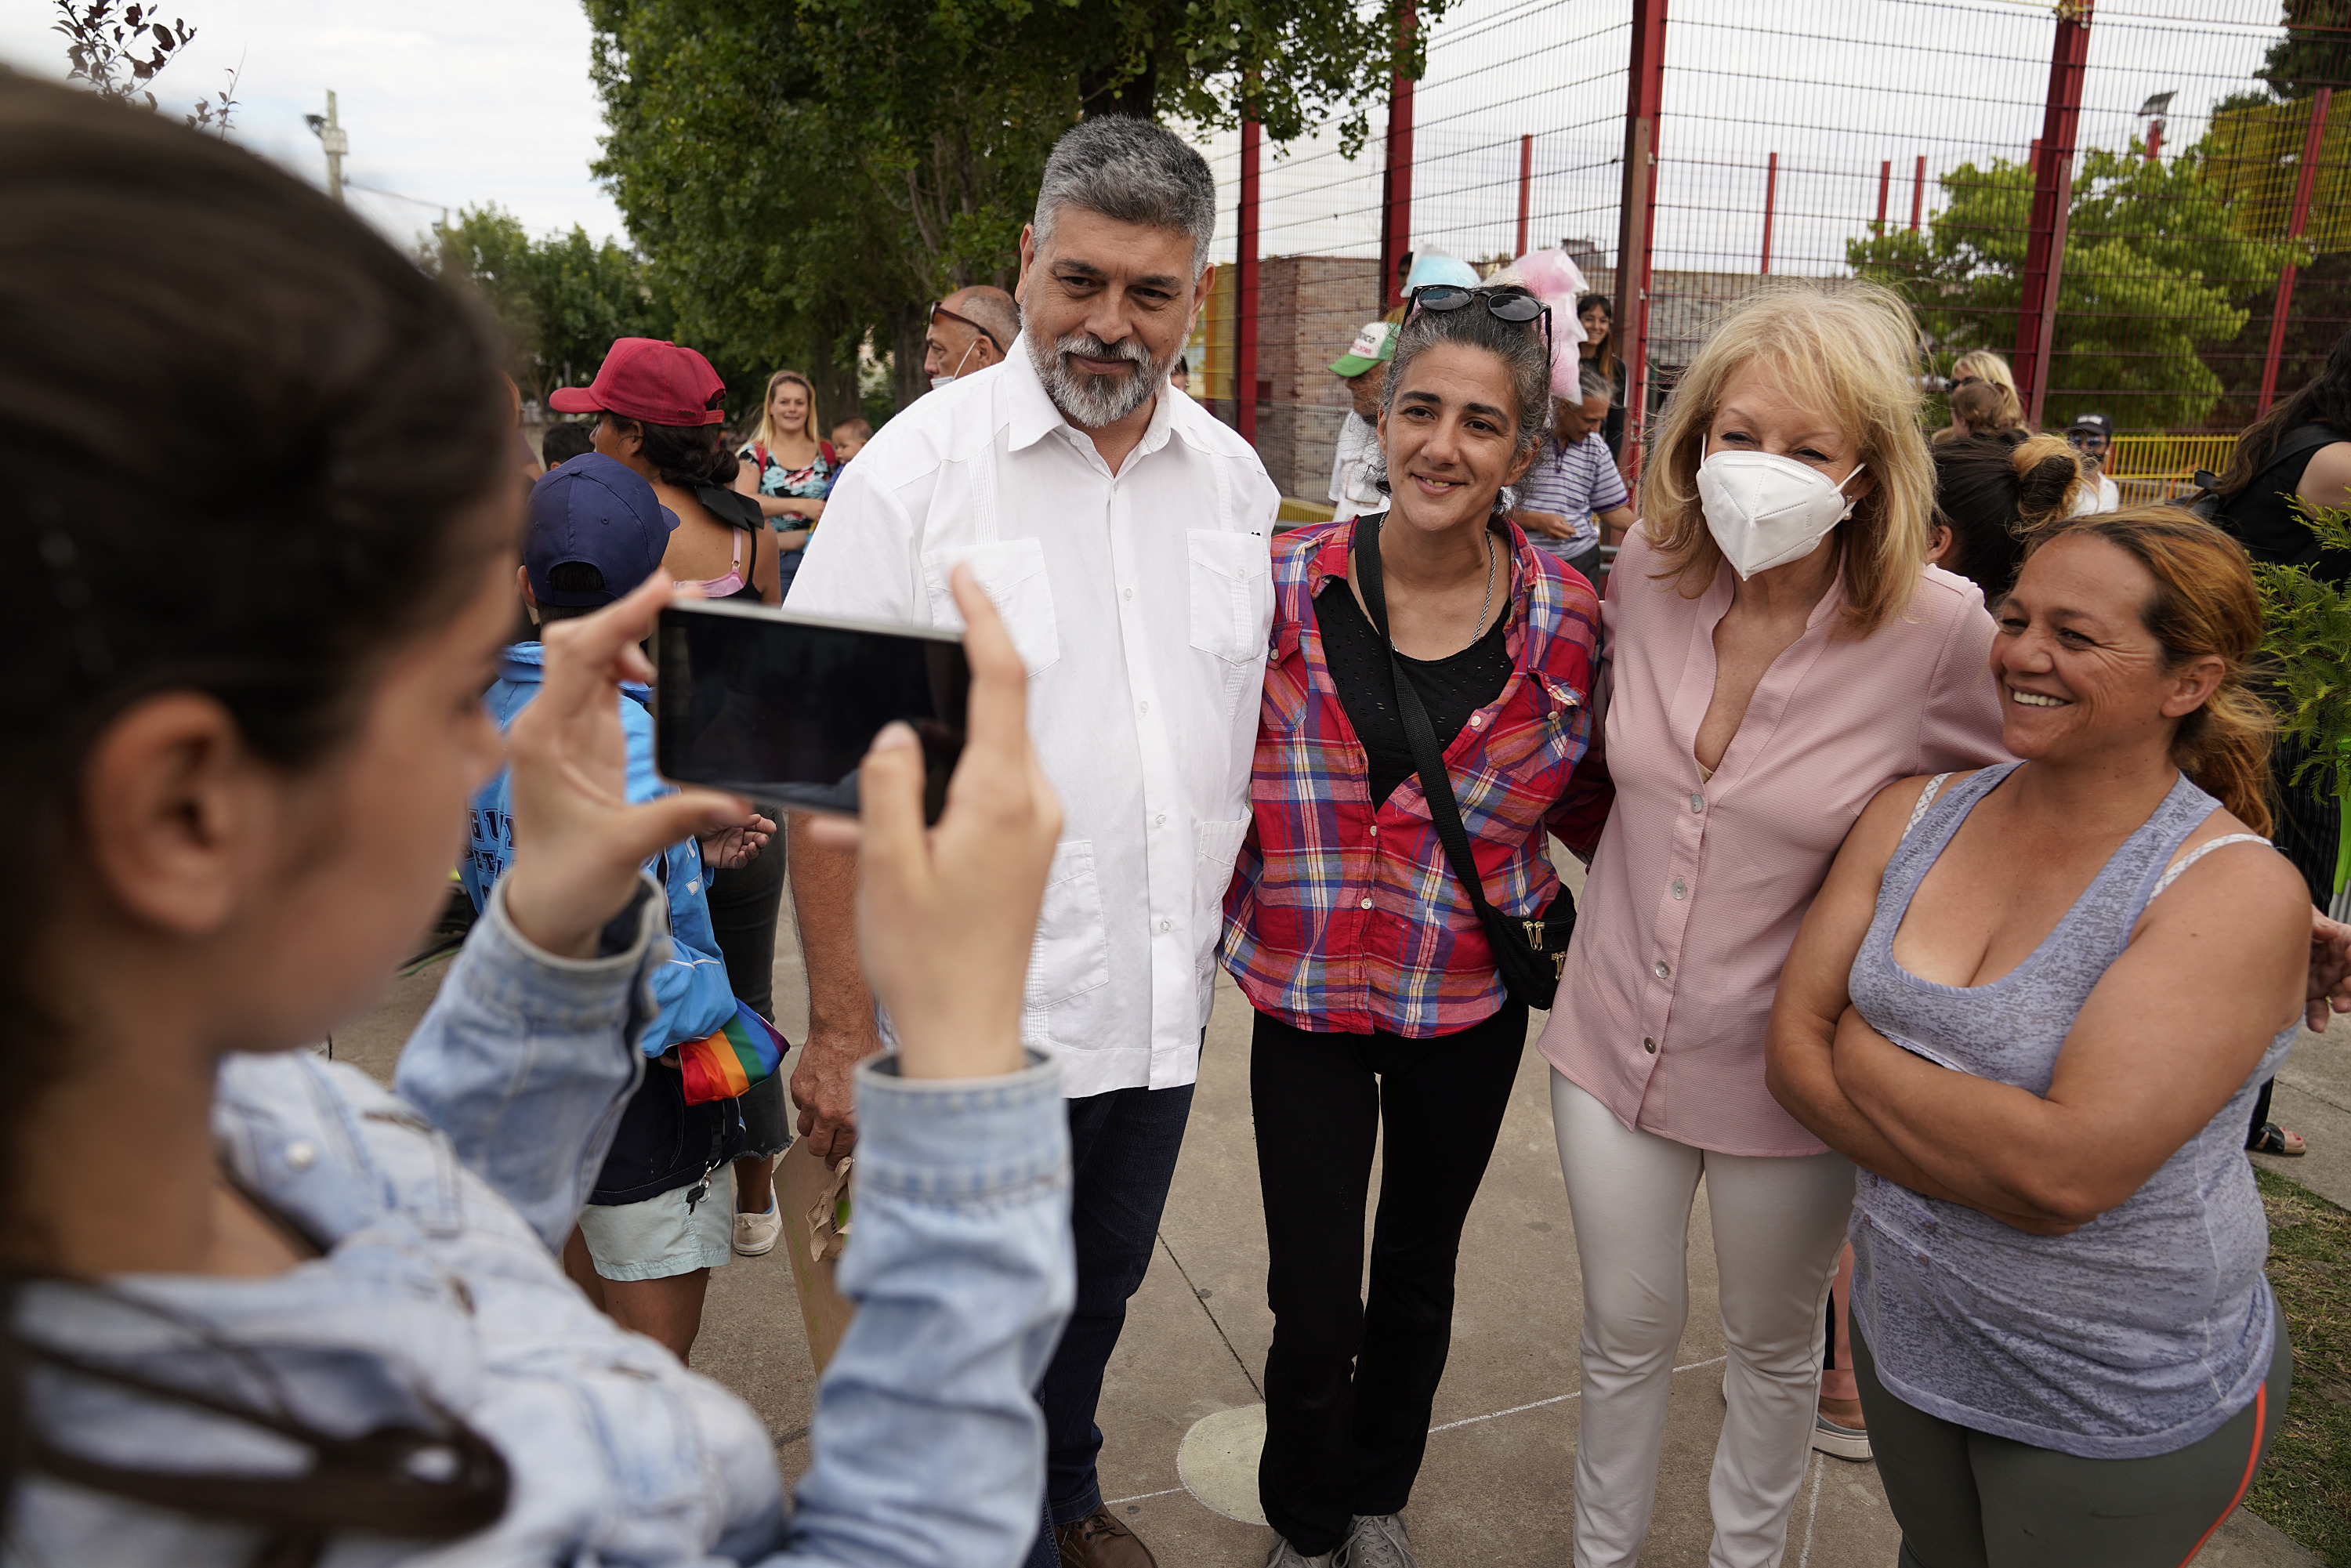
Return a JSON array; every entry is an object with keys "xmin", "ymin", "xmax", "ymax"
[
  {"xmin": 1513, "ymin": 431, "xmax": 1627, "ymax": 557},
  {"xmin": 1222, "ymin": 516, "xmax": 1613, "ymax": 1036}
]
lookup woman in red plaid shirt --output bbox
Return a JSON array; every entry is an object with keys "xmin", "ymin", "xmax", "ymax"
[{"xmin": 1223, "ymin": 288, "xmax": 1611, "ymax": 1568}]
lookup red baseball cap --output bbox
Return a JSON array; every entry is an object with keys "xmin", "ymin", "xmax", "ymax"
[{"xmin": 548, "ymin": 338, "xmax": 726, "ymax": 426}]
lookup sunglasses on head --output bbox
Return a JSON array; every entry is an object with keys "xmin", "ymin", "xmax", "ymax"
[
  {"xmin": 1408, "ymin": 284, "xmax": 1554, "ymax": 368},
  {"xmin": 929, "ymin": 301, "xmax": 1004, "ymax": 354}
]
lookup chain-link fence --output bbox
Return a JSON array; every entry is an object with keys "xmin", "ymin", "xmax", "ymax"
[{"xmin": 1189, "ymin": 0, "xmax": 2349, "ymax": 509}]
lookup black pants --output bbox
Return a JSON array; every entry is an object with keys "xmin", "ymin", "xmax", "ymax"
[
  {"xmin": 703, "ymin": 824, "xmax": 788, "ymax": 1021},
  {"xmin": 1252, "ymin": 1001, "xmax": 1527, "ymax": 1555},
  {"xmin": 1020, "ymin": 1078, "xmax": 1198, "ymax": 1568}
]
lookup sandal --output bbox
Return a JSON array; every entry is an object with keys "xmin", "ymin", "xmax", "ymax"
[{"xmin": 2249, "ymin": 1122, "xmax": 2308, "ymax": 1157}]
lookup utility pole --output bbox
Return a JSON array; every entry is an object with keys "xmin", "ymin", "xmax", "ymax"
[{"xmin": 304, "ymin": 91, "xmax": 348, "ymax": 205}]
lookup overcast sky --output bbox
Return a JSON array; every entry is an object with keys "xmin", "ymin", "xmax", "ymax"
[
  {"xmin": 0, "ymin": 0, "xmax": 629, "ymax": 248},
  {"xmin": 2, "ymin": 0, "xmax": 2291, "ymax": 273}
]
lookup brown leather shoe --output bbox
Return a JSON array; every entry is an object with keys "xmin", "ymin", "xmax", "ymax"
[{"xmin": 1056, "ymin": 1507, "xmax": 1160, "ymax": 1568}]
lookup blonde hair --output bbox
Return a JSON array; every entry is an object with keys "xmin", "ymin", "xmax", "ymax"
[
  {"xmin": 1950, "ymin": 349, "xmax": 2026, "ymax": 429},
  {"xmin": 748, "ymin": 368, "xmax": 820, "ymax": 456},
  {"xmin": 1639, "ymin": 279, "xmax": 1936, "ymax": 637},
  {"xmin": 1934, "ymin": 379, "xmax": 2024, "ymax": 444},
  {"xmin": 2020, "ymin": 506, "xmax": 2274, "ymax": 836}
]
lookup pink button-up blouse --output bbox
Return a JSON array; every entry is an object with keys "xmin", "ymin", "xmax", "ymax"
[{"xmin": 1538, "ymin": 531, "xmax": 2008, "ymax": 1156}]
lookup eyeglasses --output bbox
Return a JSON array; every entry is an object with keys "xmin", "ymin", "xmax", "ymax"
[
  {"xmin": 1950, "ymin": 375, "xmax": 1979, "ymax": 390},
  {"xmin": 2067, "ymin": 431, "xmax": 2108, "ymax": 452},
  {"xmin": 1408, "ymin": 284, "xmax": 1554, "ymax": 368},
  {"xmin": 929, "ymin": 301, "xmax": 1004, "ymax": 354}
]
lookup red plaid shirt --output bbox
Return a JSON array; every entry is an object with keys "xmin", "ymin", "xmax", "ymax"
[{"xmin": 1222, "ymin": 517, "xmax": 1612, "ymax": 1036}]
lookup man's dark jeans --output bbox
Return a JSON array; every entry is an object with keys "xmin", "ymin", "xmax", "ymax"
[{"xmin": 1020, "ymin": 1077, "xmax": 1196, "ymax": 1568}]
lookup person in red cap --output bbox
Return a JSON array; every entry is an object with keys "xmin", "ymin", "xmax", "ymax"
[{"xmin": 549, "ymin": 339, "xmax": 777, "ymax": 605}]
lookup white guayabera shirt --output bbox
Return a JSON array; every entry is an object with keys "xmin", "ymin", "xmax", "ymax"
[{"xmin": 790, "ymin": 339, "xmax": 1278, "ymax": 1097}]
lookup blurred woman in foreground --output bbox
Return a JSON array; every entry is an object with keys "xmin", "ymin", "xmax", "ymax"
[
  {"xmin": 1770, "ymin": 509, "xmax": 2302, "ymax": 1566},
  {"xmin": 1, "ymin": 73, "xmax": 1068, "ymax": 1566}
]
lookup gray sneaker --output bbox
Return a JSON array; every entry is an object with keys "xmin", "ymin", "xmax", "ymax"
[
  {"xmin": 1265, "ymin": 1541, "xmax": 1335, "ymax": 1567},
  {"xmin": 1340, "ymin": 1513, "xmax": 1418, "ymax": 1568}
]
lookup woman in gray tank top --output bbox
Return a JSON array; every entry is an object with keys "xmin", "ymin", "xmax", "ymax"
[{"xmin": 1766, "ymin": 507, "xmax": 2306, "ymax": 1566}]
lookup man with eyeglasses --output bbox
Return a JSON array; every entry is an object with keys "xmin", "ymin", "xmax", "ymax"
[
  {"xmin": 924, "ymin": 285, "xmax": 1020, "ymax": 390},
  {"xmin": 2067, "ymin": 411, "xmax": 2121, "ymax": 513}
]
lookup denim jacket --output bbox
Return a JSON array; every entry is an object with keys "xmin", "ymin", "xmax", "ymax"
[
  {"xmin": 462, "ymin": 642, "xmax": 736, "ymax": 1053},
  {"xmin": 12, "ymin": 877, "xmax": 1074, "ymax": 1566}
]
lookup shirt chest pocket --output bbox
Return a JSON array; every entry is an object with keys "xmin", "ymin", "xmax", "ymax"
[
  {"xmin": 1187, "ymin": 531, "xmax": 1272, "ymax": 665},
  {"xmin": 921, "ymin": 538, "xmax": 1060, "ymax": 676}
]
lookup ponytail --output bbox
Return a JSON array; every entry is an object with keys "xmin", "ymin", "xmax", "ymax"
[{"xmin": 2022, "ymin": 506, "xmax": 2273, "ymax": 835}]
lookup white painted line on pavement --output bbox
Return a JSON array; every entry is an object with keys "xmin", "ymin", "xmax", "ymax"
[
  {"xmin": 1103, "ymin": 1487, "xmax": 1188, "ymax": 1507},
  {"xmin": 1424, "ymin": 1354, "xmax": 1730, "ymax": 1435},
  {"xmin": 1797, "ymin": 1450, "xmax": 1825, "ymax": 1567}
]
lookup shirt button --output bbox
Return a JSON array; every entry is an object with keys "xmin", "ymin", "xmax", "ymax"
[
  {"xmin": 1139, "ymin": 701, "xmax": 1150, "ymax": 715},
  {"xmin": 1654, "ymin": 960, "xmax": 1672, "ymax": 980},
  {"xmin": 1160, "ymin": 919, "xmax": 1172, "ymax": 932},
  {"xmin": 1689, "ymin": 794, "xmax": 1704, "ymax": 813},
  {"xmin": 1154, "ymin": 814, "xmax": 1167, "ymax": 827},
  {"xmin": 1469, "ymin": 714, "xmax": 1483, "ymax": 728},
  {"xmin": 1671, "ymin": 878, "xmax": 1686, "ymax": 900},
  {"xmin": 1643, "ymin": 1037, "xmax": 1657, "ymax": 1054},
  {"xmin": 284, "ymin": 1140, "xmax": 318, "ymax": 1172},
  {"xmin": 1360, "ymin": 896, "xmax": 1375, "ymax": 910},
  {"xmin": 1368, "ymin": 824, "xmax": 1378, "ymax": 836},
  {"xmin": 1124, "ymin": 588, "xmax": 1133, "ymax": 600}
]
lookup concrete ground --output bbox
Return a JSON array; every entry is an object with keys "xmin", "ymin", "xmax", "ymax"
[{"xmin": 337, "ymin": 856, "xmax": 2335, "ymax": 1567}]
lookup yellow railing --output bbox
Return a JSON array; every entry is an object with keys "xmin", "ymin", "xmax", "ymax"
[{"xmin": 2104, "ymin": 434, "xmax": 2237, "ymax": 505}]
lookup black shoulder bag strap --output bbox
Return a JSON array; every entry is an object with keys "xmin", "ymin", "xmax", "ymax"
[{"xmin": 1353, "ymin": 511, "xmax": 1568, "ymax": 1009}]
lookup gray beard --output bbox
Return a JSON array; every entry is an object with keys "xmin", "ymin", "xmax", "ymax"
[{"xmin": 1031, "ymin": 331, "xmax": 1166, "ymax": 429}]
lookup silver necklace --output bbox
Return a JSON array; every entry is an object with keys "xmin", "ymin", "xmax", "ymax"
[{"xmin": 1466, "ymin": 529, "xmax": 1497, "ymax": 652}]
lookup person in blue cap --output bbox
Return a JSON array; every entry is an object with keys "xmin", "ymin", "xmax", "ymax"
[{"xmin": 463, "ymin": 452, "xmax": 778, "ymax": 1364}]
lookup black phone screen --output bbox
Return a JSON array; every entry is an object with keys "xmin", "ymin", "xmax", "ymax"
[{"xmin": 655, "ymin": 601, "xmax": 969, "ymax": 823}]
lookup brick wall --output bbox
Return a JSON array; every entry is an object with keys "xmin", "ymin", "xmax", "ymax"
[{"xmin": 1254, "ymin": 256, "xmax": 1385, "ymax": 503}]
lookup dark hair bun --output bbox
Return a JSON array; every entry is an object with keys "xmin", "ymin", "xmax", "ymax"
[{"xmin": 2009, "ymin": 436, "xmax": 2083, "ymax": 529}]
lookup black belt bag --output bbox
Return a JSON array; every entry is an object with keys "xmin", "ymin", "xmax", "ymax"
[{"xmin": 1355, "ymin": 512, "xmax": 1575, "ymax": 1011}]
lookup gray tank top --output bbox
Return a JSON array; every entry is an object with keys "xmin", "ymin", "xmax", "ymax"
[{"xmin": 1847, "ymin": 762, "xmax": 2294, "ymax": 1460}]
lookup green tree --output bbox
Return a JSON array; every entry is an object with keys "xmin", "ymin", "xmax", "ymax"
[
  {"xmin": 2255, "ymin": 0, "xmax": 2349, "ymax": 101},
  {"xmin": 586, "ymin": 0, "xmax": 1444, "ymax": 419},
  {"xmin": 421, "ymin": 205, "xmax": 673, "ymax": 409},
  {"xmin": 1850, "ymin": 147, "xmax": 2299, "ymax": 430}
]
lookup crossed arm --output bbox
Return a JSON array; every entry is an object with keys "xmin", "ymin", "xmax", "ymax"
[{"xmin": 1765, "ymin": 774, "xmax": 2315, "ymax": 1234}]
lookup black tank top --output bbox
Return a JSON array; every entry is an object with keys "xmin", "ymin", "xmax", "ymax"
[
  {"xmin": 2220, "ymin": 422, "xmax": 2350, "ymax": 583},
  {"xmin": 1315, "ymin": 574, "xmax": 1514, "ymax": 806}
]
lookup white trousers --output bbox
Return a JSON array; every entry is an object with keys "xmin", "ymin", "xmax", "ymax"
[{"xmin": 1552, "ymin": 1071, "xmax": 1855, "ymax": 1568}]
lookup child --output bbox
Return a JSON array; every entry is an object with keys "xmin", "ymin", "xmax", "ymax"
[{"xmin": 830, "ymin": 415, "xmax": 872, "ymax": 464}]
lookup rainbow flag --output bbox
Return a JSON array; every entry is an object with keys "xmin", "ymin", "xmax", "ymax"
[{"xmin": 679, "ymin": 1001, "xmax": 788, "ymax": 1105}]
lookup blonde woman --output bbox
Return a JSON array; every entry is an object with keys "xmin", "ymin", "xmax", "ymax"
[
  {"xmin": 1541, "ymin": 281, "xmax": 2010, "ymax": 1568},
  {"xmin": 734, "ymin": 368, "xmax": 836, "ymax": 595},
  {"xmin": 1940, "ymin": 349, "xmax": 2027, "ymax": 439}
]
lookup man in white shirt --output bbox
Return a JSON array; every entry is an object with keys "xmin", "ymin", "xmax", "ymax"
[
  {"xmin": 785, "ymin": 117, "xmax": 1277, "ymax": 1568},
  {"xmin": 2067, "ymin": 411, "xmax": 2122, "ymax": 513},
  {"xmin": 1328, "ymin": 320, "xmax": 1394, "ymax": 522}
]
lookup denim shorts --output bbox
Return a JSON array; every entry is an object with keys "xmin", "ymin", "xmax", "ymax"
[{"xmin": 578, "ymin": 1164, "xmax": 736, "ymax": 1282}]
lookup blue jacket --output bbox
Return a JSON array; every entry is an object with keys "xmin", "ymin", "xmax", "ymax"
[
  {"xmin": 12, "ymin": 878, "xmax": 1074, "ymax": 1566},
  {"xmin": 462, "ymin": 642, "xmax": 734, "ymax": 1055}
]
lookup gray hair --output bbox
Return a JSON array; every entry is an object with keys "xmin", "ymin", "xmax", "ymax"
[
  {"xmin": 1578, "ymin": 364, "xmax": 1615, "ymax": 406},
  {"xmin": 1033, "ymin": 117, "xmax": 1218, "ymax": 277},
  {"xmin": 951, "ymin": 286, "xmax": 1021, "ymax": 349},
  {"xmin": 1379, "ymin": 288, "xmax": 1555, "ymax": 465}
]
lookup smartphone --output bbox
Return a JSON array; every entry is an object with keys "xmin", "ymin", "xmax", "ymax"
[{"xmin": 655, "ymin": 599, "xmax": 970, "ymax": 824}]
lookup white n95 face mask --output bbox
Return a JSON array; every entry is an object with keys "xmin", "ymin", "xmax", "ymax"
[{"xmin": 1695, "ymin": 445, "xmax": 1867, "ymax": 580}]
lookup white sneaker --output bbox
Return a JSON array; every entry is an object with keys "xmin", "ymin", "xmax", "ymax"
[
  {"xmin": 732, "ymin": 1198, "xmax": 782, "ymax": 1257},
  {"xmin": 1813, "ymin": 1408, "xmax": 1873, "ymax": 1461},
  {"xmin": 1265, "ymin": 1541, "xmax": 1334, "ymax": 1566},
  {"xmin": 1340, "ymin": 1513, "xmax": 1418, "ymax": 1568}
]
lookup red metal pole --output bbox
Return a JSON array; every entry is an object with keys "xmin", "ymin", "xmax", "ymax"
[
  {"xmin": 2012, "ymin": 3, "xmax": 2093, "ymax": 427},
  {"xmin": 1380, "ymin": 4, "xmax": 1418, "ymax": 310},
  {"xmin": 1911, "ymin": 154, "xmax": 1925, "ymax": 232},
  {"xmin": 1237, "ymin": 118, "xmax": 1260, "ymax": 441},
  {"xmin": 2145, "ymin": 119, "xmax": 2163, "ymax": 163},
  {"xmin": 1516, "ymin": 133, "xmax": 1534, "ymax": 258},
  {"xmin": 2259, "ymin": 87, "xmax": 2333, "ymax": 418},
  {"xmin": 1875, "ymin": 160, "xmax": 1891, "ymax": 232},
  {"xmin": 1615, "ymin": 0, "xmax": 1666, "ymax": 479},
  {"xmin": 1760, "ymin": 151, "xmax": 1777, "ymax": 274}
]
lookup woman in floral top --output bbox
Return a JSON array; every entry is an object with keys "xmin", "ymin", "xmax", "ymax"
[{"xmin": 734, "ymin": 368, "xmax": 836, "ymax": 598}]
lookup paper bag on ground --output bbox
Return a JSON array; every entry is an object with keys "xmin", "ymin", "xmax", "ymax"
[{"xmin": 777, "ymin": 1136, "xmax": 857, "ymax": 1374}]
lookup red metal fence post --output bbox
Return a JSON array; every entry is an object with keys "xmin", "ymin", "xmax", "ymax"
[
  {"xmin": 1875, "ymin": 159, "xmax": 1891, "ymax": 232},
  {"xmin": 1615, "ymin": 0, "xmax": 1666, "ymax": 476},
  {"xmin": 1380, "ymin": 3, "xmax": 1418, "ymax": 311},
  {"xmin": 1516, "ymin": 133, "xmax": 1534, "ymax": 258},
  {"xmin": 1237, "ymin": 118, "xmax": 1260, "ymax": 441},
  {"xmin": 1911, "ymin": 154, "xmax": 1925, "ymax": 232},
  {"xmin": 1761, "ymin": 150, "xmax": 1777, "ymax": 274},
  {"xmin": 2259, "ymin": 86, "xmax": 2334, "ymax": 418},
  {"xmin": 2012, "ymin": 1, "xmax": 2093, "ymax": 427}
]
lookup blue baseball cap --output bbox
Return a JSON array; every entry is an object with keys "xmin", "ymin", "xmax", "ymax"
[{"xmin": 523, "ymin": 453, "xmax": 679, "ymax": 607}]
